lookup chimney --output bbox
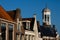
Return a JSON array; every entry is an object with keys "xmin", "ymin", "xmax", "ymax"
[
  {"xmin": 16, "ymin": 8, "xmax": 21, "ymax": 18},
  {"xmin": 15, "ymin": 8, "xmax": 22, "ymax": 21}
]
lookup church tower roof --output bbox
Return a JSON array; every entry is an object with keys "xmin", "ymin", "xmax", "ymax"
[{"xmin": 42, "ymin": 8, "xmax": 50, "ymax": 12}]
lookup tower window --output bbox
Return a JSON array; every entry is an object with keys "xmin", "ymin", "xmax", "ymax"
[
  {"xmin": 45, "ymin": 15, "xmax": 46, "ymax": 21},
  {"xmin": 48, "ymin": 16, "xmax": 49, "ymax": 22},
  {"xmin": 47, "ymin": 15, "xmax": 49, "ymax": 22}
]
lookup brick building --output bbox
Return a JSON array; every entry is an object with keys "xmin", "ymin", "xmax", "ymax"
[
  {"xmin": 0, "ymin": 5, "xmax": 59, "ymax": 40},
  {"xmin": 0, "ymin": 6, "xmax": 25, "ymax": 40}
]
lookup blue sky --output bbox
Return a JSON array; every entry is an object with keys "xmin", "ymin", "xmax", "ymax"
[{"xmin": 0, "ymin": 0, "xmax": 60, "ymax": 34}]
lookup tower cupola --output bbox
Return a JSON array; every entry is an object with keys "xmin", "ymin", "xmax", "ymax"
[
  {"xmin": 42, "ymin": 7, "xmax": 51, "ymax": 26},
  {"xmin": 42, "ymin": 8, "xmax": 50, "ymax": 12}
]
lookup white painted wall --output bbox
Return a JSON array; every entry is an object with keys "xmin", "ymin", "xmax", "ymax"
[{"xmin": 33, "ymin": 14, "xmax": 39, "ymax": 40}]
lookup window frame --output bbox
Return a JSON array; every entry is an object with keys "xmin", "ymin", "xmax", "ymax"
[{"xmin": 17, "ymin": 23, "xmax": 20, "ymax": 31}]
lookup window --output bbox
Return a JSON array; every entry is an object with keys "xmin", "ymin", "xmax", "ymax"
[
  {"xmin": 20, "ymin": 34, "xmax": 22, "ymax": 40},
  {"xmin": 22, "ymin": 22, "xmax": 26, "ymax": 29},
  {"xmin": 47, "ymin": 15, "xmax": 49, "ymax": 22},
  {"xmin": 26, "ymin": 22, "xmax": 29, "ymax": 29},
  {"xmin": 32, "ymin": 35, "xmax": 34, "ymax": 40},
  {"xmin": 31, "ymin": 36, "xmax": 33, "ymax": 40},
  {"xmin": 17, "ymin": 23, "xmax": 20, "ymax": 31},
  {"xmin": 1, "ymin": 23, "xmax": 6, "ymax": 40},
  {"xmin": 22, "ymin": 22, "xmax": 30, "ymax": 30},
  {"xmin": 16, "ymin": 35, "xmax": 19, "ymax": 40},
  {"xmin": 45, "ymin": 15, "xmax": 46, "ymax": 21},
  {"xmin": 16, "ymin": 34, "xmax": 22, "ymax": 40},
  {"xmin": 1, "ymin": 23, "xmax": 6, "ymax": 26},
  {"xmin": 8, "ymin": 24, "xmax": 13, "ymax": 40},
  {"xmin": 26, "ymin": 22, "xmax": 30, "ymax": 30},
  {"xmin": 28, "ymin": 35, "xmax": 30, "ymax": 40},
  {"xmin": 25, "ymin": 35, "xmax": 27, "ymax": 40},
  {"xmin": 8, "ymin": 24, "xmax": 13, "ymax": 30},
  {"xmin": 45, "ymin": 15, "xmax": 50, "ymax": 23},
  {"xmin": 1, "ymin": 23, "xmax": 6, "ymax": 29}
]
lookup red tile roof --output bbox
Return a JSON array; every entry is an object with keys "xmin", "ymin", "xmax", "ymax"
[
  {"xmin": 7, "ymin": 10, "xmax": 16, "ymax": 20},
  {"xmin": 0, "ymin": 6, "xmax": 13, "ymax": 21}
]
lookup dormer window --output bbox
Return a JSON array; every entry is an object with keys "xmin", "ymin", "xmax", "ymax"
[
  {"xmin": 26, "ymin": 22, "xmax": 30, "ymax": 30},
  {"xmin": 22, "ymin": 20, "xmax": 30, "ymax": 30}
]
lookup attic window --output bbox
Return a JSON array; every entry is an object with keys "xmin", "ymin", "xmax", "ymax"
[
  {"xmin": 26, "ymin": 22, "xmax": 30, "ymax": 30},
  {"xmin": 22, "ymin": 20, "xmax": 30, "ymax": 30}
]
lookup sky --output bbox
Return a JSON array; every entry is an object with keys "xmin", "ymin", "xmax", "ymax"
[{"xmin": 0, "ymin": 0, "xmax": 60, "ymax": 34}]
